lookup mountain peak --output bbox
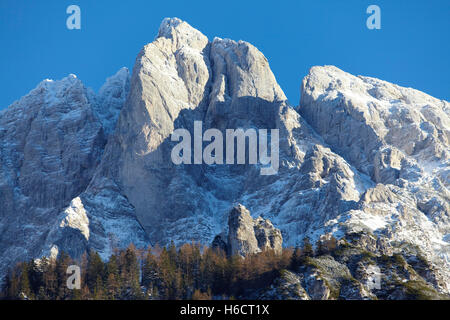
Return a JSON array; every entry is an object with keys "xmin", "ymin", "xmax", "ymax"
[
  {"xmin": 35, "ymin": 73, "xmax": 82, "ymax": 92},
  {"xmin": 157, "ymin": 17, "xmax": 184, "ymax": 36},
  {"xmin": 156, "ymin": 18, "xmax": 209, "ymax": 50}
]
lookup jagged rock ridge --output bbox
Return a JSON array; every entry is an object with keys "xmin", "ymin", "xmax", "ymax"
[{"xmin": 0, "ymin": 68, "xmax": 147, "ymax": 275}]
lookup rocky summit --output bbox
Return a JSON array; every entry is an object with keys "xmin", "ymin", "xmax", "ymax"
[
  {"xmin": 212, "ymin": 204, "xmax": 283, "ymax": 257},
  {"xmin": 0, "ymin": 18, "xmax": 448, "ymax": 299}
]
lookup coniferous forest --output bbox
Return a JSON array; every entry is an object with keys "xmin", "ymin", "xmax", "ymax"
[
  {"xmin": 0, "ymin": 242, "xmax": 311, "ymax": 300},
  {"xmin": 2, "ymin": 236, "xmax": 443, "ymax": 301}
]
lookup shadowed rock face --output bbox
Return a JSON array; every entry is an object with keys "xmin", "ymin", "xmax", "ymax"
[
  {"xmin": 83, "ymin": 18, "xmax": 375, "ymax": 250},
  {"xmin": 92, "ymin": 18, "xmax": 292, "ymax": 247},
  {"xmin": 0, "ymin": 18, "xmax": 448, "ymax": 297}
]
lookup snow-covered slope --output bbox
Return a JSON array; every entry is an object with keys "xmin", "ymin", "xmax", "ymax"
[
  {"xmin": 0, "ymin": 68, "xmax": 146, "ymax": 276},
  {"xmin": 300, "ymin": 66, "xmax": 450, "ymax": 292}
]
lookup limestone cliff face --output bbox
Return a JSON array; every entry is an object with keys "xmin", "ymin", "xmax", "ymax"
[
  {"xmin": 300, "ymin": 66, "xmax": 450, "ymax": 293},
  {"xmin": 300, "ymin": 65, "xmax": 449, "ymax": 184},
  {"xmin": 226, "ymin": 204, "xmax": 283, "ymax": 257},
  {"xmin": 0, "ymin": 75, "xmax": 103, "ymax": 275},
  {"xmin": 0, "ymin": 68, "xmax": 145, "ymax": 274},
  {"xmin": 227, "ymin": 205, "xmax": 261, "ymax": 257},
  {"xmin": 84, "ymin": 18, "xmax": 372, "ymax": 251}
]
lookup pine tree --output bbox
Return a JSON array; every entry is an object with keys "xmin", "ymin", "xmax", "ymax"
[
  {"xmin": 122, "ymin": 245, "xmax": 142, "ymax": 299},
  {"xmin": 93, "ymin": 275, "xmax": 105, "ymax": 300},
  {"xmin": 106, "ymin": 254, "xmax": 120, "ymax": 299},
  {"xmin": 142, "ymin": 248, "xmax": 159, "ymax": 289},
  {"xmin": 29, "ymin": 259, "xmax": 44, "ymax": 295},
  {"xmin": 18, "ymin": 262, "xmax": 32, "ymax": 299},
  {"xmin": 301, "ymin": 237, "xmax": 314, "ymax": 260},
  {"xmin": 168, "ymin": 241, "xmax": 178, "ymax": 266},
  {"xmin": 158, "ymin": 247, "xmax": 174, "ymax": 299},
  {"xmin": 86, "ymin": 250, "xmax": 105, "ymax": 291},
  {"xmin": 106, "ymin": 273, "xmax": 120, "ymax": 300},
  {"xmin": 55, "ymin": 251, "xmax": 73, "ymax": 299},
  {"xmin": 290, "ymin": 246, "xmax": 302, "ymax": 270},
  {"xmin": 42, "ymin": 259, "xmax": 58, "ymax": 299},
  {"xmin": 5, "ymin": 268, "xmax": 19, "ymax": 299}
]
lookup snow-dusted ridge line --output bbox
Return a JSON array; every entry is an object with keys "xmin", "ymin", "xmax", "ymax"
[{"xmin": 0, "ymin": 66, "xmax": 132, "ymax": 281}]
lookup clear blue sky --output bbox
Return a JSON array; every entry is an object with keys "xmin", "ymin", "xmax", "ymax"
[{"xmin": 0, "ymin": 0, "xmax": 449, "ymax": 109}]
